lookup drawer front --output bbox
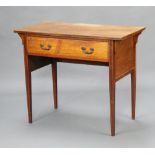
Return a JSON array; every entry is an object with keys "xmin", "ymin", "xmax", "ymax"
[
  {"xmin": 27, "ymin": 37, "xmax": 59, "ymax": 55},
  {"xmin": 59, "ymin": 40, "xmax": 109, "ymax": 62},
  {"xmin": 27, "ymin": 36, "xmax": 109, "ymax": 62}
]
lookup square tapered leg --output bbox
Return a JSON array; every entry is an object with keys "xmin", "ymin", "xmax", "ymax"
[
  {"xmin": 52, "ymin": 62, "xmax": 58, "ymax": 110},
  {"xmin": 24, "ymin": 54, "xmax": 32, "ymax": 123},
  {"xmin": 131, "ymin": 69, "xmax": 136, "ymax": 120}
]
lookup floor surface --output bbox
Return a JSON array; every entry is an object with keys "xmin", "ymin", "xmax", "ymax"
[{"xmin": 0, "ymin": 64, "xmax": 154, "ymax": 148}]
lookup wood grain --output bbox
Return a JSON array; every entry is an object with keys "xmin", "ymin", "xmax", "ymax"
[
  {"xmin": 14, "ymin": 21, "xmax": 145, "ymax": 136},
  {"xmin": 23, "ymin": 36, "xmax": 33, "ymax": 123},
  {"xmin": 27, "ymin": 36, "xmax": 59, "ymax": 54},
  {"xmin": 27, "ymin": 36, "xmax": 109, "ymax": 62},
  {"xmin": 52, "ymin": 61, "xmax": 58, "ymax": 110},
  {"xmin": 109, "ymin": 41, "xmax": 116, "ymax": 136},
  {"xmin": 59, "ymin": 39, "xmax": 109, "ymax": 62},
  {"xmin": 115, "ymin": 36, "xmax": 135, "ymax": 80},
  {"xmin": 131, "ymin": 70, "xmax": 136, "ymax": 120},
  {"xmin": 14, "ymin": 21, "xmax": 145, "ymax": 40},
  {"xmin": 131, "ymin": 35, "xmax": 138, "ymax": 120}
]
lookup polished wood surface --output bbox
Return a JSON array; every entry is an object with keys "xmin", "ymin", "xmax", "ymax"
[
  {"xmin": 23, "ymin": 37, "xmax": 32, "ymax": 123},
  {"xmin": 15, "ymin": 21, "xmax": 145, "ymax": 40},
  {"xmin": 15, "ymin": 22, "xmax": 145, "ymax": 136},
  {"xmin": 59, "ymin": 39, "xmax": 109, "ymax": 62},
  {"xmin": 131, "ymin": 35, "xmax": 138, "ymax": 120},
  {"xmin": 52, "ymin": 61, "xmax": 58, "ymax": 110},
  {"xmin": 115, "ymin": 36, "xmax": 135, "ymax": 80},
  {"xmin": 27, "ymin": 36, "xmax": 109, "ymax": 62},
  {"xmin": 109, "ymin": 41, "xmax": 116, "ymax": 136},
  {"xmin": 27, "ymin": 36, "xmax": 59, "ymax": 54}
]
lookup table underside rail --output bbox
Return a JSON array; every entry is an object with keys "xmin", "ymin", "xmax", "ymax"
[{"xmin": 28, "ymin": 55, "xmax": 109, "ymax": 72}]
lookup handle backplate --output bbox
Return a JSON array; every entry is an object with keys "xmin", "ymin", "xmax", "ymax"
[
  {"xmin": 81, "ymin": 47, "xmax": 94, "ymax": 54},
  {"xmin": 40, "ymin": 44, "xmax": 52, "ymax": 51}
]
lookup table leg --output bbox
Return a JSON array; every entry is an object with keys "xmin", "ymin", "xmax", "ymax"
[
  {"xmin": 109, "ymin": 68, "xmax": 116, "ymax": 136},
  {"xmin": 52, "ymin": 62, "xmax": 58, "ymax": 110},
  {"xmin": 131, "ymin": 69, "xmax": 136, "ymax": 120},
  {"xmin": 109, "ymin": 41, "xmax": 115, "ymax": 136},
  {"xmin": 24, "ymin": 54, "xmax": 32, "ymax": 123}
]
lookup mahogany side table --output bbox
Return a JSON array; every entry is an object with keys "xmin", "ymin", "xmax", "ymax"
[{"xmin": 14, "ymin": 22, "xmax": 145, "ymax": 136}]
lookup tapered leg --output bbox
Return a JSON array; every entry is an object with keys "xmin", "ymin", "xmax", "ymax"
[
  {"xmin": 131, "ymin": 69, "xmax": 136, "ymax": 120},
  {"xmin": 109, "ymin": 71, "xmax": 116, "ymax": 136},
  {"xmin": 24, "ymin": 54, "xmax": 32, "ymax": 123},
  {"xmin": 52, "ymin": 62, "xmax": 58, "ymax": 110},
  {"xmin": 109, "ymin": 41, "xmax": 115, "ymax": 136}
]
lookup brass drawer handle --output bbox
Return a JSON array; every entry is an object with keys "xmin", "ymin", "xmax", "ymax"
[
  {"xmin": 81, "ymin": 47, "xmax": 94, "ymax": 54},
  {"xmin": 40, "ymin": 44, "xmax": 52, "ymax": 51}
]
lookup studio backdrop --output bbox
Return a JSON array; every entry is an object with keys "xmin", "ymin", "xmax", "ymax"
[{"xmin": 0, "ymin": 7, "xmax": 154, "ymax": 147}]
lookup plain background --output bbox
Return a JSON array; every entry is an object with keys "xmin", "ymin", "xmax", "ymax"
[{"xmin": 0, "ymin": 6, "xmax": 154, "ymax": 147}]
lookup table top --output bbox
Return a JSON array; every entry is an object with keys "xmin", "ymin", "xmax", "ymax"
[{"xmin": 14, "ymin": 21, "xmax": 145, "ymax": 40}]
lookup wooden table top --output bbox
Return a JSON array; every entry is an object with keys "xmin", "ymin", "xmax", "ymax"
[{"xmin": 14, "ymin": 21, "xmax": 145, "ymax": 40}]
